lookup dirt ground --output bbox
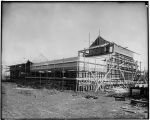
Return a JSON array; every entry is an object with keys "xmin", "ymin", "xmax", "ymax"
[{"xmin": 2, "ymin": 82, "xmax": 148, "ymax": 119}]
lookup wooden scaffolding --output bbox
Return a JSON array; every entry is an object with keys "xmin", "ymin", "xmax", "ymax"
[{"xmin": 76, "ymin": 47, "xmax": 138, "ymax": 92}]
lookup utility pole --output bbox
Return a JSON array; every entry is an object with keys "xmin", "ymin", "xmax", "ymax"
[
  {"xmin": 97, "ymin": 28, "xmax": 100, "ymax": 46},
  {"xmin": 89, "ymin": 32, "xmax": 90, "ymax": 47}
]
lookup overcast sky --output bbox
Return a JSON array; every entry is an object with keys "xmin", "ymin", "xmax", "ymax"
[{"xmin": 2, "ymin": 2, "xmax": 148, "ymax": 70}]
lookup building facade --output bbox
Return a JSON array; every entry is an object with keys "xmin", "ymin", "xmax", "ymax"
[{"xmin": 9, "ymin": 35, "xmax": 139, "ymax": 91}]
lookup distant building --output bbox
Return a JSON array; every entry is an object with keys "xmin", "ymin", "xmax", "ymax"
[{"xmin": 9, "ymin": 60, "xmax": 32, "ymax": 80}]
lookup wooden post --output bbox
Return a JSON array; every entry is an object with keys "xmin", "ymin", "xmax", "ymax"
[
  {"xmin": 76, "ymin": 55, "xmax": 79, "ymax": 92},
  {"xmin": 76, "ymin": 80, "xmax": 78, "ymax": 92},
  {"xmin": 54, "ymin": 59, "xmax": 55, "ymax": 80},
  {"xmin": 40, "ymin": 72, "xmax": 41, "ymax": 86},
  {"xmin": 46, "ymin": 69, "xmax": 48, "ymax": 86},
  {"xmin": 25, "ymin": 62, "xmax": 26, "ymax": 84}
]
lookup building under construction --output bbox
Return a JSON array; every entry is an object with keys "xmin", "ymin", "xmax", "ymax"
[{"xmin": 9, "ymin": 35, "xmax": 140, "ymax": 92}]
